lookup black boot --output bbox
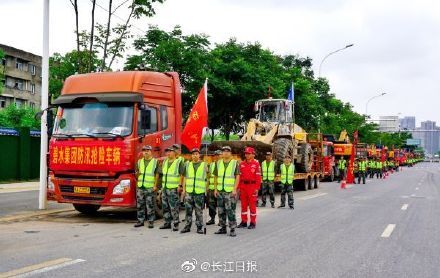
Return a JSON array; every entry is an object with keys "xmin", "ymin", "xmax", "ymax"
[
  {"xmin": 197, "ymin": 227, "xmax": 204, "ymax": 234},
  {"xmin": 214, "ymin": 227, "xmax": 227, "ymax": 234},
  {"xmin": 237, "ymin": 222, "xmax": 247, "ymax": 228},
  {"xmin": 172, "ymin": 224, "xmax": 179, "ymax": 231},
  {"xmin": 261, "ymin": 203, "xmax": 266, "ymax": 207},
  {"xmin": 271, "ymin": 203, "xmax": 275, "ymax": 208},
  {"xmin": 229, "ymin": 228, "xmax": 236, "ymax": 237},
  {"xmin": 278, "ymin": 204, "xmax": 285, "ymax": 208},
  {"xmin": 148, "ymin": 222, "xmax": 154, "ymax": 229},
  {"xmin": 248, "ymin": 223, "xmax": 256, "ymax": 229},
  {"xmin": 289, "ymin": 206, "xmax": 294, "ymax": 210},
  {"xmin": 159, "ymin": 223, "xmax": 171, "ymax": 229},
  {"xmin": 180, "ymin": 226, "xmax": 190, "ymax": 233},
  {"xmin": 206, "ymin": 219, "xmax": 215, "ymax": 225},
  {"xmin": 134, "ymin": 222, "xmax": 144, "ymax": 228}
]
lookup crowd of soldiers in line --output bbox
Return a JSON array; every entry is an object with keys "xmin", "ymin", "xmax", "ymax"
[
  {"xmin": 134, "ymin": 144, "xmax": 294, "ymax": 237},
  {"xmin": 335, "ymin": 155, "xmax": 419, "ymax": 184}
]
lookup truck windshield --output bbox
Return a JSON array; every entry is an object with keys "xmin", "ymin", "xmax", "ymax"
[
  {"xmin": 53, "ymin": 103, "xmax": 134, "ymax": 137},
  {"xmin": 259, "ymin": 101, "xmax": 287, "ymax": 123}
]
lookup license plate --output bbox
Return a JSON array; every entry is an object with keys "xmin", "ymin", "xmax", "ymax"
[{"xmin": 74, "ymin": 187, "xmax": 90, "ymax": 194}]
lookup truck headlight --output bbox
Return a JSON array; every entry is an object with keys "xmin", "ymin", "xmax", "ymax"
[
  {"xmin": 47, "ymin": 177, "xmax": 55, "ymax": 191},
  {"xmin": 112, "ymin": 179, "xmax": 131, "ymax": 195}
]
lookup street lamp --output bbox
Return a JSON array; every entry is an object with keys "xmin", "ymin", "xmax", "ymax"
[
  {"xmin": 318, "ymin": 44, "xmax": 354, "ymax": 77},
  {"xmin": 365, "ymin": 92, "xmax": 387, "ymax": 119}
]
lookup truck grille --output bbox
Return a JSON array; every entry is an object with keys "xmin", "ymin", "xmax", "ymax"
[
  {"xmin": 59, "ymin": 185, "xmax": 107, "ymax": 195},
  {"xmin": 62, "ymin": 195, "xmax": 104, "ymax": 201}
]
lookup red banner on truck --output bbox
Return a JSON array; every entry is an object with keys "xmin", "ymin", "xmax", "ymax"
[{"xmin": 49, "ymin": 141, "xmax": 131, "ymax": 171}]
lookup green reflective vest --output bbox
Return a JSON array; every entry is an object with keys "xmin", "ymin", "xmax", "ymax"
[
  {"xmin": 261, "ymin": 160, "xmax": 275, "ymax": 181},
  {"xmin": 185, "ymin": 162, "xmax": 206, "ymax": 194},
  {"xmin": 368, "ymin": 161, "xmax": 375, "ymax": 168},
  {"xmin": 359, "ymin": 161, "xmax": 367, "ymax": 171},
  {"xmin": 137, "ymin": 158, "xmax": 157, "ymax": 188},
  {"xmin": 162, "ymin": 159, "xmax": 180, "ymax": 189},
  {"xmin": 209, "ymin": 163, "xmax": 216, "ymax": 190},
  {"xmin": 280, "ymin": 163, "xmax": 295, "ymax": 185},
  {"xmin": 216, "ymin": 160, "xmax": 237, "ymax": 193},
  {"xmin": 377, "ymin": 161, "xmax": 383, "ymax": 169},
  {"xmin": 338, "ymin": 159, "xmax": 346, "ymax": 170}
]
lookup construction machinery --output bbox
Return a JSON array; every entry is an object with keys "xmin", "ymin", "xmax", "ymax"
[{"xmin": 210, "ymin": 98, "xmax": 323, "ymax": 190}]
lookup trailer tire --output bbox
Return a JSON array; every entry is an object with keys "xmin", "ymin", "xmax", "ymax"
[
  {"xmin": 314, "ymin": 176, "xmax": 319, "ymax": 189},
  {"xmin": 273, "ymin": 138, "xmax": 294, "ymax": 164},
  {"xmin": 298, "ymin": 143, "xmax": 313, "ymax": 173},
  {"xmin": 73, "ymin": 204, "xmax": 100, "ymax": 214}
]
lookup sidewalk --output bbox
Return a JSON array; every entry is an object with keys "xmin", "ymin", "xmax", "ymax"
[{"xmin": 0, "ymin": 181, "xmax": 39, "ymax": 194}]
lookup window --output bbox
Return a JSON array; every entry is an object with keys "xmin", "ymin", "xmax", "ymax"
[
  {"xmin": 138, "ymin": 107, "xmax": 157, "ymax": 135},
  {"xmin": 15, "ymin": 60, "xmax": 23, "ymax": 71},
  {"xmin": 30, "ymin": 83, "xmax": 35, "ymax": 94},
  {"xmin": 160, "ymin": 105, "xmax": 168, "ymax": 130},
  {"xmin": 15, "ymin": 99, "xmax": 24, "ymax": 107},
  {"xmin": 0, "ymin": 97, "xmax": 5, "ymax": 108},
  {"xmin": 30, "ymin": 64, "xmax": 36, "ymax": 75},
  {"xmin": 14, "ymin": 79, "xmax": 24, "ymax": 90},
  {"xmin": 29, "ymin": 102, "xmax": 35, "ymax": 109}
]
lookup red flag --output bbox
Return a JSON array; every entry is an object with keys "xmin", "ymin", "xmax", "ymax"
[{"xmin": 181, "ymin": 80, "xmax": 208, "ymax": 150}]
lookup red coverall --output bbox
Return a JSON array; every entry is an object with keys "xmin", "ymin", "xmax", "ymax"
[{"xmin": 239, "ymin": 159, "xmax": 262, "ymax": 224}]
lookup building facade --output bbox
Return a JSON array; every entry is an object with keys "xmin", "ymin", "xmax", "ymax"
[
  {"xmin": 378, "ymin": 116, "xmax": 399, "ymax": 132},
  {"xmin": 399, "ymin": 116, "xmax": 416, "ymax": 130},
  {"xmin": 0, "ymin": 44, "xmax": 42, "ymax": 110},
  {"xmin": 411, "ymin": 120, "xmax": 440, "ymax": 155}
]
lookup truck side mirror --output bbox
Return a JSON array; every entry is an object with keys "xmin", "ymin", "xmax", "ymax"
[{"xmin": 140, "ymin": 110, "xmax": 151, "ymax": 130}]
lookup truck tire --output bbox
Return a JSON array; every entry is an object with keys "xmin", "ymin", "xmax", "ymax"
[
  {"xmin": 298, "ymin": 143, "xmax": 313, "ymax": 173},
  {"xmin": 273, "ymin": 138, "xmax": 294, "ymax": 164},
  {"xmin": 73, "ymin": 204, "xmax": 100, "ymax": 214},
  {"xmin": 314, "ymin": 176, "xmax": 319, "ymax": 189}
]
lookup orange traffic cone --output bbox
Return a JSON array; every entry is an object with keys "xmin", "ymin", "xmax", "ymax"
[{"xmin": 340, "ymin": 180, "xmax": 346, "ymax": 189}]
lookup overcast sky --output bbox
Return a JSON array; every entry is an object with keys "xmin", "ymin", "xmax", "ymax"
[{"xmin": 1, "ymin": 0, "xmax": 439, "ymax": 126}]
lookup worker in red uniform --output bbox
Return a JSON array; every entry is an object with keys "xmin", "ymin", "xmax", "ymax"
[{"xmin": 237, "ymin": 147, "xmax": 262, "ymax": 229}]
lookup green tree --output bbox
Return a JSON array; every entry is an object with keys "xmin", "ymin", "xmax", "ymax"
[
  {"xmin": 49, "ymin": 51, "xmax": 100, "ymax": 100},
  {"xmin": 0, "ymin": 104, "xmax": 40, "ymax": 129}
]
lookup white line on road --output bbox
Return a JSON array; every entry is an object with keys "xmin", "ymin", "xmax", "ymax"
[
  {"xmin": 415, "ymin": 187, "xmax": 419, "ymax": 190},
  {"xmin": 381, "ymin": 224, "xmax": 396, "ymax": 238},
  {"xmin": 298, "ymin": 193, "xmax": 328, "ymax": 200},
  {"xmin": 401, "ymin": 204, "xmax": 409, "ymax": 211},
  {"xmin": 0, "ymin": 258, "xmax": 85, "ymax": 278}
]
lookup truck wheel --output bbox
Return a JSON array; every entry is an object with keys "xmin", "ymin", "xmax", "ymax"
[
  {"xmin": 308, "ymin": 177, "xmax": 313, "ymax": 190},
  {"xmin": 314, "ymin": 176, "xmax": 319, "ymax": 189},
  {"xmin": 298, "ymin": 143, "xmax": 313, "ymax": 173},
  {"xmin": 303, "ymin": 179, "xmax": 308, "ymax": 191},
  {"xmin": 73, "ymin": 204, "xmax": 100, "ymax": 214},
  {"xmin": 273, "ymin": 138, "xmax": 294, "ymax": 164}
]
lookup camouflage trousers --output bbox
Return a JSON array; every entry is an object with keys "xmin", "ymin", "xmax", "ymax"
[
  {"xmin": 184, "ymin": 193, "xmax": 205, "ymax": 229},
  {"xmin": 280, "ymin": 184, "xmax": 294, "ymax": 208},
  {"xmin": 162, "ymin": 188, "xmax": 180, "ymax": 226},
  {"xmin": 261, "ymin": 181, "xmax": 275, "ymax": 205},
  {"xmin": 207, "ymin": 189, "xmax": 217, "ymax": 220},
  {"xmin": 217, "ymin": 191, "xmax": 237, "ymax": 229},
  {"xmin": 136, "ymin": 187, "xmax": 155, "ymax": 223},
  {"xmin": 357, "ymin": 171, "xmax": 366, "ymax": 184}
]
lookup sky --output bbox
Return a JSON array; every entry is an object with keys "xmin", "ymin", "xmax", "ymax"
[{"xmin": 1, "ymin": 0, "xmax": 439, "ymax": 126}]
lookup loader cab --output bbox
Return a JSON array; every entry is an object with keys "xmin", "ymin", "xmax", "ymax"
[{"xmin": 255, "ymin": 99, "xmax": 294, "ymax": 123}]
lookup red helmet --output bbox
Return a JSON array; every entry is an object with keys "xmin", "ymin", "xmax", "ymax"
[{"xmin": 244, "ymin": 147, "xmax": 255, "ymax": 154}]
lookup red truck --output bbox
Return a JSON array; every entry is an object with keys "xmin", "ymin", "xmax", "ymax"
[{"xmin": 47, "ymin": 71, "xmax": 182, "ymax": 214}]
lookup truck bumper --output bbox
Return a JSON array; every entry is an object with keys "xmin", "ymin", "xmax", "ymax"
[{"xmin": 48, "ymin": 173, "xmax": 136, "ymax": 207}]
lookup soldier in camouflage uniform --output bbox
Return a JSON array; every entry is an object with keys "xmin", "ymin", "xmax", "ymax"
[
  {"xmin": 134, "ymin": 145, "xmax": 159, "ymax": 228},
  {"xmin": 260, "ymin": 152, "xmax": 276, "ymax": 208},
  {"xmin": 214, "ymin": 146, "xmax": 240, "ymax": 237},
  {"xmin": 207, "ymin": 150, "xmax": 222, "ymax": 225},
  {"xmin": 277, "ymin": 155, "xmax": 295, "ymax": 209},
  {"xmin": 181, "ymin": 148, "xmax": 208, "ymax": 234},
  {"xmin": 159, "ymin": 147, "xmax": 185, "ymax": 231}
]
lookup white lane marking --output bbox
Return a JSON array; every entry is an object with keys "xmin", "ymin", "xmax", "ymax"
[
  {"xmin": 401, "ymin": 204, "xmax": 409, "ymax": 211},
  {"xmin": 0, "ymin": 258, "xmax": 85, "ymax": 278},
  {"xmin": 415, "ymin": 187, "xmax": 419, "ymax": 190},
  {"xmin": 381, "ymin": 224, "xmax": 396, "ymax": 238},
  {"xmin": 298, "ymin": 192, "xmax": 328, "ymax": 200},
  {"xmin": 15, "ymin": 259, "xmax": 85, "ymax": 278}
]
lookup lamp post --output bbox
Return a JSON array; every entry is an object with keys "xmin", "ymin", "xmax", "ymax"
[
  {"xmin": 318, "ymin": 44, "xmax": 354, "ymax": 77},
  {"xmin": 365, "ymin": 92, "xmax": 387, "ymax": 119}
]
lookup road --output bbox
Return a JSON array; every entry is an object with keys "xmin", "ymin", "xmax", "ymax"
[{"xmin": 1, "ymin": 162, "xmax": 439, "ymax": 277}]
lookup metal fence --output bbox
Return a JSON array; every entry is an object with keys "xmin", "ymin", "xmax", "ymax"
[{"xmin": 0, "ymin": 127, "xmax": 40, "ymax": 181}]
